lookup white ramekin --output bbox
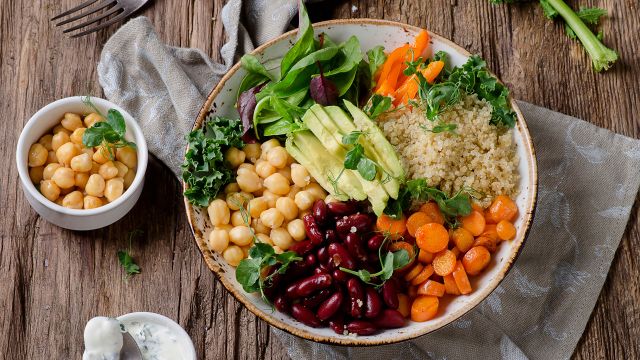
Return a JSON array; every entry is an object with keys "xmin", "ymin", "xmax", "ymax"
[
  {"xmin": 16, "ymin": 96, "xmax": 148, "ymax": 231},
  {"xmin": 117, "ymin": 312, "xmax": 197, "ymax": 359}
]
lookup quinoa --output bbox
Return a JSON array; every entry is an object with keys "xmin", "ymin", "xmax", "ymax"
[{"xmin": 378, "ymin": 95, "xmax": 519, "ymax": 206}]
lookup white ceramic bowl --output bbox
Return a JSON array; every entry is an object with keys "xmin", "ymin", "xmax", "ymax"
[
  {"xmin": 117, "ymin": 312, "xmax": 197, "ymax": 359},
  {"xmin": 16, "ymin": 96, "xmax": 148, "ymax": 231},
  {"xmin": 185, "ymin": 20, "xmax": 537, "ymax": 345}
]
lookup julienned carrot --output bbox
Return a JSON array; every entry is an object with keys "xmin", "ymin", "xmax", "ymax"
[
  {"xmin": 376, "ymin": 44, "xmax": 410, "ymax": 87},
  {"xmin": 392, "ymin": 60, "xmax": 445, "ymax": 105},
  {"xmin": 412, "ymin": 30, "xmax": 430, "ymax": 58}
]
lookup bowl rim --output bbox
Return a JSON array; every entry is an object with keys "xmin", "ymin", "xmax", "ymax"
[
  {"xmin": 16, "ymin": 96, "xmax": 149, "ymax": 217},
  {"xmin": 183, "ymin": 18, "xmax": 538, "ymax": 345}
]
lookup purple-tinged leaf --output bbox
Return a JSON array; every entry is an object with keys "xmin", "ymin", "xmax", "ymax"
[
  {"xmin": 310, "ymin": 74, "xmax": 338, "ymax": 106},
  {"xmin": 237, "ymin": 83, "xmax": 265, "ymax": 143}
]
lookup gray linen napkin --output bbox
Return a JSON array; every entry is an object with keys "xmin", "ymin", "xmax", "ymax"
[{"xmin": 97, "ymin": 5, "xmax": 640, "ymax": 359}]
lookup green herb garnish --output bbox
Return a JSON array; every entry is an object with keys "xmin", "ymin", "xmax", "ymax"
[
  {"xmin": 341, "ymin": 131, "xmax": 388, "ymax": 181},
  {"xmin": 81, "ymin": 96, "xmax": 136, "ymax": 160},
  {"xmin": 362, "ymin": 94, "xmax": 392, "ymax": 120},
  {"xmin": 117, "ymin": 230, "xmax": 142, "ymax": 280}
]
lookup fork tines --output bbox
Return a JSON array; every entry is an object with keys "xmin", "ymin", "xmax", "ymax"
[{"xmin": 51, "ymin": 0, "xmax": 136, "ymax": 38}]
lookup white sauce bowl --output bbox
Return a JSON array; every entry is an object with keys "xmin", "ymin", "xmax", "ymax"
[{"xmin": 16, "ymin": 96, "xmax": 148, "ymax": 230}]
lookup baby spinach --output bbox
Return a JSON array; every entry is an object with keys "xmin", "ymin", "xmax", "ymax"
[{"xmin": 367, "ymin": 46, "xmax": 386, "ymax": 87}]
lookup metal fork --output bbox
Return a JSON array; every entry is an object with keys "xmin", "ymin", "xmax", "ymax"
[{"xmin": 51, "ymin": 0, "xmax": 148, "ymax": 38}]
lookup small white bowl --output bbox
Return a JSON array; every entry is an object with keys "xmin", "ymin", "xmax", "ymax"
[
  {"xmin": 117, "ymin": 312, "xmax": 197, "ymax": 360},
  {"xmin": 16, "ymin": 96, "xmax": 148, "ymax": 231}
]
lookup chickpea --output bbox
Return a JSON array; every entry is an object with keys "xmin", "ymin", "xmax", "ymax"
[
  {"xmin": 224, "ymin": 182, "xmax": 240, "ymax": 194},
  {"xmin": 70, "ymin": 153, "xmax": 92, "ymax": 172},
  {"xmin": 224, "ymin": 147, "xmax": 246, "ymax": 168},
  {"xmin": 291, "ymin": 163, "xmax": 311, "ymax": 187},
  {"xmin": 226, "ymin": 192, "xmax": 253, "ymax": 211},
  {"xmin": 222, "ymin": 245, "xmax": 244, "ymax": 267},
  {"xmin": 236, "ymin": 171, "xmax": 262, "ymax": 193},
  {"xmin": 51, "ymin": 167, "xmax": 75, "ymax": 189},
  {"xmin": 208, "ymin": 228, "xmax": 230, "ymax": 253},
  {"xmin": 90, "ymin": 161, "xmax": 101, "ymax": 174},
  {"xmin": 251, "ymin": 218, "xmax": 271, "ymax": 235},
  {"xmin": 47, "ymin": 151, "xmax": 58, "ymax": 164},
  {"xmin": 229, "ymin": 226, "xmax": 253, "ymax": 246},
  {"xmin": 286, "ymin": 154, "xmax": 296, "ymax": 166},
  {"xmin": 243, "ymin": 143, "xmax": 261, "ymax": 163},
  {"xmin": 262, "ymin": 190, "xmax": 279, "ymax": 208},
  {"xmin": 70, "ymin": 127, "xmax": 86, "ymax": 144},
  {"xmin": 248, "ymin": 197, "xmax": 268, "ymax": 218},
  {"xmin": 266, "ymin": 146, "xmax": 288, "ymax": 169},
  {"xmin": 43, "ymin": 163, "xmax": 61, "ymax": 180},
  {"xmin": 53, "ymin": 125, "xmax": 71, "ymax": 135},
  {"xmin": 260, "ymin": 208, "xmax": 284, "ymax": 229},
  {"xmin": 56, "ymin": 142, "xmax": 78, "ymax": 167},
  {"xmin": 99, "ymin": 161, "xmax": 118, "ymax": 180},
  {"xmin": 287, "ymin": 185, "xmax": 302, "ymax": 200},
  {"xmin": 61, "ymin": 113, "xmax": 83, "ymax": 131},
  {"xmin": 29, "ymin": 166, "xmax": 44, "ymax": 184},
  {"xmin": 92, "ymin": 146, "xmax": 110, "ymax": 164},
  {"xmin": 116, "ymin": 146, "xmax": 137, "ymax": 169},
  {"xmin": 28, "ymin": 143, "xmax": 48, "ymax": 167},
  {"xmin": 294, "ymin": 190, "xmax": 315, "ymax": 211},
  {"xmin": 83, "ymin": 195, "xmax": 103, "ymax": 209},
  {"xmin": 207, "ymin": 199, "xmax": 230, "ymax": 226},
  {"xmin": 231, "ymin": 211, "xmax": 245, "ymax": 227},
  {"xmin": 84, "ymin": 112, "xmax": 104, "ymax": 128},
  {"xmin": 255, "ymin": 233, "xmax": 273, "ymax": 246},
  {"xmin": 51, "ymin": 132, "xmax": 70, "ymax": 151},
  {"xmin": 40, "ymin": 180, "xmax": 60, "ymax": 201},
  {"xmin": 75, "ymin": 172, "xmax": 90, "ymax": 190},
  {"xmin": 287, "ymin": 219, "xmax": 306, "ymax": 241},
  {"xmin": 217, "ymin": 224, "xmax": 233, "ymax": 232},
  {"xmin": 276, "ymin": 197, "xmax": 298, "ymax": 221},
  {"xmin": 85, "ymin": 174, "xmax": 106, "ymax": 197},
  {"xmin": 113, "ymin": 161, "xmax": 129, "ymax": 177},
  {"xmin": 270, "ymin": 228, "xmax": 293, "ymax": 250},
  {"xmin": 62, "ymin": 191, "xmax": 84, "ymax": 209},
  {"xmin": 304, "ymin": 183, "xmax": 327, "ymax": 201},
  {"xmin": 255, "ymin": 160, "xmax": 276, "ymax": 179},
  {"xmin": 237, "ymin": 163, "xmax": 256, "ymax": 174},
  {"xmin": 261, "ymin": 139, "xmax": 281, "ymax": 153},
  {"xmin": 263, "ymin": 173, "xmax": 290, "ymax": 195},
  {"xmin": 55, "ymin": 197, "xmax": 64, "ymax": 206},
  {"xmin": 80, "ymin": 147, "xmax": 94, "ymax": 157},
  {"xmin": 277, "ymin": 167, "xmax": 292, "ymax": 183},
  {"xmin": 38, "ymin": 134, "xmax": 53, "ymax": 151},
  {"xmin": 104, "ymin": 178, "xmax": 124, "ymax": 202},
  {"xmin": 123, "ymin": 169, "xmax": 136, "ymax": 189}
]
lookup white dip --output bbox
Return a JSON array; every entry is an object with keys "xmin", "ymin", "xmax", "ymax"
[
  {"xmin": 83, "ymin": 317, "xmax": 123, "ymax": 360},
  {"xmin": 122, "ymin": 321, "xmax": 187, "ymax": 360}
]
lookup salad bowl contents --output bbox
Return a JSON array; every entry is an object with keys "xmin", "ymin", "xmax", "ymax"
[{"xmin": 183, "ymin": 5, "xmax": 536, "ymax": 345}]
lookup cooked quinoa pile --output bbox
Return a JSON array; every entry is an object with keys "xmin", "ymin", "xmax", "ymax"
[{"xmin": 378, "ymin": 95, "xmax": 519, "ymax": 206}]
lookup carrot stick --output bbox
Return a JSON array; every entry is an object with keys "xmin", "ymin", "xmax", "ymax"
[
  {"xmin": 375, "ymin": 44, "xmax": 410, "ymax": 90},
  {"xmin": 413, "ymin": 30, "xmax": 430, "ymax": 58}
]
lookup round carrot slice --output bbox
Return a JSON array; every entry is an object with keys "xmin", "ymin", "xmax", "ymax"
[
  {"xmin": 418, "ymin": 249, "xmax": 434, "ymax": 264},
  {"xmin": 432, "ymin": 249, "xmax": 456, "ymax": 276},
  {"xmin": 415, "ymin": 223, "xmax": 449, "ymax": 253},
  {"xmin": 410, "ymin": 295, "xmax": 439, "ymax": 322},
  {"xmin": 486, "ymin": 195, "xmax": 518, "ymax": 223},
  {"xmin": 404, "ymin": 263, "xmax": 424, "ymax": 282},
  {"xmin": 496, "ymin": 220, "xmax": 517, "ymax": 240},
  {"xmin": 376, "ymin": 214, "xmax": 407, "ymax": 240},
  {"xmin": 417, "ymin": 280, "xmax": 445, "ymax": 297},
  {"xmin": 452, "ymin": 261, "xmax": 472, "ymax": 295},
  {"xmin": 462, "ymin": 246, "xmax": 491, "ymax": 276},
  {"xmin": 406, "ymin": 212, "xmax": 432, "ymax": 237},
  {"xmin": 451, "ymin": 227, "xmax": 474, "ymax": 252},
  {"xmin": 410, "ymin": 264, "xmax": 434, "ymax": 285},
  {"xmin": 460, "ymin": 210, "xmax": 486, "ymax": 236},
  {"xmin": 419, "ymin": 202, "xmax": 445, "ymax": 225},
  {"xmin": 389, "ymin": 241, "xmax": 416, "ymax": 271}
]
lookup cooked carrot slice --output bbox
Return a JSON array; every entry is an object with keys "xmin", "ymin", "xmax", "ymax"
[
  {"xmin": 496, "ymin": 220, "xmax": 517, "ymax": 241},
  {"xmin": 462, "ymin": 246, "xmax": 491, "ymax": 276},
  {"xmin": 443, "ymin": 274, "xmax": 460, "ymax": 295},
  {"xmin": 404, "ymin": 263, "xmax": 424, "ymax": 282},
  {"xmin": 419, "ymin": 202, "xmax": 445, "ymax": 225},
  {"xmin": 407, "ymin": 285, "xmax": 418, "ymax": 299},
  {"xmin": 461, "ymin": 210, "xmax": 486, "ymax": 236},
  {"xmin": 486, "ymin": 195, "xmax": 518, "ymax": 223},
  {"xmin": 375, "ymin": 44, "xmax": 410, "ymax": 89},
  {"xmin": 411, "ymin": 264, "xmax": 434, "ymax": 285},
  {"xmin": 412, "ymin": 30, "xmax": 430, "ymax": 58},
  {"xmin": 376, "ymin": 215, "xmax": 407, "ymax": 239},
  {"xmin": 481, "ymin": 224, "xmax": 498, "ymax": 241},
  {"xmin": 473, "ymin": 236, "xmax": 497, "ymax": 253},
  {"xmin": 433, "ymin": 249, "xmax": 457, "ymax": 276},
  {"xmin": 452, "ymin": 261, "xmax": 472, "ymax": 295},
  {"xmin": 407, "ymin": 212, "xmax": 433, "ymax": 237},
  {"xmin": 411, "ymin": 295, "xmax": 439, "ymax": 322},
  {"xmin": 417, "ymin": 279, "xmax": 445, "ymax": 297},
  {"xmin": 397, "ymin": 293, "xmax": 411, "ymax": 317},
  {"xmin": 389, "ymin": 241, "xmax": 416, "ymax": 271},
  {"xmin": 415, "ymin": 223, "xmax": 449, "ymax": 253},
  {"xmin": 450, "ymin": 247, "xmax": 461, "ymax": 259},
  {"xmin": 451, "ymin": 227, "xmax": 474, "ymax": 252},
  {"xmin": 418, "ymin": 249, "xmax": 434, "ymax": 264}
]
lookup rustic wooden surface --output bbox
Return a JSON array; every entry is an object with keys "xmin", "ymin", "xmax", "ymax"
[{"xmin": 1, "ymin": 0, "xmax": 638, "ymax": 359}]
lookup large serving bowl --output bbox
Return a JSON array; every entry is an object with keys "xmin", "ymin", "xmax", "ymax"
[{"xmin": 184, "ymin": 19, "xmax": 537, "ymax": 345}]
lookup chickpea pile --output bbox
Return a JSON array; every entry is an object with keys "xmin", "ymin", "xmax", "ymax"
[
  {"xmin": 27, "ymin": 112, "xmax": 138, "ymax": 209},
  {"xmin": 207, "ymin": 139, "xmax": 327, "ymax": 267}
]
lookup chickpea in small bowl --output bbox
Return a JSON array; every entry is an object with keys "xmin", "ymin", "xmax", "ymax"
[{"xmin": 17, "ymin": 97, "xmax": 148, "ymax": 230}]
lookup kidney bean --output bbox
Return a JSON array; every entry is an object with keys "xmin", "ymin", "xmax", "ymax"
[
  {"xmin": 305, "ymin": 253, "xmax": 317, "ymax": 267},
  {"xmin": 317, "ymin": 291, "xmax": 344, "ymax": 321},
  {"xmin": 317, "ymin": 246, "xmax": 329, "ymax": 265},
  {"xmin": 367, "ymin": 253, "xmax": 380, "ymax": 266},
  {"xmin": 313, "ymin": 266, "xmax": 328, "ymax": 275},
  {"xmin": 294, "ymin": 273, "xmax": 332, "ymax": 298},
  {"xmin": 263, "ymin": 273, "xmax": 282, "ymax": 300},
  {"xmin": 336, "ymin": 214, "xmax": 372, "ymax": 234},
  {"xmin": 274, "ymin": 295, "xmax": 290, "ymax": 314},
  {"xmin": 291, "ymin": 304, "xmax": 321, "ymax": 327},
  {"xmin": 286, "ymin": 259, "xmax": 313, "ymax": 278},
  {"xmin": 367, "ymin": 234, "xmax": 385, "ymax": 251},
  {"xmin": 332, "ymin": 269, "xmax": 351, "ymax": 283},
  {"xmin": 372, "ymin": 309, "xmax": 405, "ymax": 329},
  {"xmin": 285, "ymin": 282, "xmax": 300, "ymax": 300},
  {"xmin": 346, "ymin": 320, "xmax": 377, "ymax": 335},
  {"xmin": 381, "ymin": 281, "xmax": 399, "ymax": 309},
  {"xmin": 325, "ymin": 229, "xmax": 339, "ymax": 244},
  {"xmin": 347, "ymin": 278, "xmax": 365, "ymax": 318},
  {"xmin": 301, "ymin": 289, "xmax": 332, "ymax": 309},
  {"xmin": 328, "ymin": 243, "xmax": 356, "ymax": 270},
  {"xmin": 312, "ymin": 200, "xmax": 329, "ymax": 226},
  {"xmin": 364, "ymin": 287, "xmax": 383, "ymax": 319},
  {"xmin": 327, "ymin": 201, "xmax": 357, "ymax": 216},
  {"xmin": 303, "ymin": 214, "xmax": 324, "ymax": 245},
  {"xmin": 290, "ymin": 240, "xmax": 314, "ymax": 255},
  {"xmin": 328, "ymin": 318, "xmax": 345, "ymax": 335},
  {"xmin": 344, "ymin": 233, "xmax": 368, "ymax": 262}
]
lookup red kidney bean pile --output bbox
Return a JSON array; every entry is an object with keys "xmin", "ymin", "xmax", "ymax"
[{"xmin": 265, "ymin": 199, "xmax": 407, "ymax": 336}]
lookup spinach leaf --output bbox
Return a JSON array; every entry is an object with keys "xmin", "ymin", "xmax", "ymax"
[
  {"xmin": 280, "ymin": 2, "xmax": 315, "ymax": 77},
  {"xmin": 367, "ymin": 46, "xmax": 386, "ymax": 87}
]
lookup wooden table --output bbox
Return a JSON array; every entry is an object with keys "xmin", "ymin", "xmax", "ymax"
[{"xmin": 1, "ymin": 0, "xmax": 638, "ymax": 358}]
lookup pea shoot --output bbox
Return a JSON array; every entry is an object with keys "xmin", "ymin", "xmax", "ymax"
[{"xmin": 81, "ymin": 96, "xmax": 136, "ymax": 160}]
